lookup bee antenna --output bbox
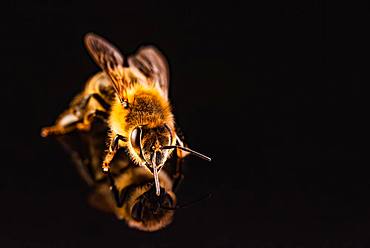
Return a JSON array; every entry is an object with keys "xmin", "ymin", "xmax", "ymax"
[
  {"xmin": 160, "ymin": 145, "xmax": 211, "ymax": 162},
  {"xmin": 160, "ymin": 193, "xmax": 212, "ymax": 210}
]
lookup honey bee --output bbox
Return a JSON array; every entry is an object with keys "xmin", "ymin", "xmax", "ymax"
[
  {"xmin": 41, "ymin": 33, "xmax": 211, "ymax": 196},
  {"xmin": 56, "ymin": 119, "xmax": 181, "ymax": 231}
]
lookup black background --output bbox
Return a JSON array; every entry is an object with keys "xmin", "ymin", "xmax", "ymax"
[{"xmin": 1, "ymin": 1, "xmax": 368, "ymax": 247}]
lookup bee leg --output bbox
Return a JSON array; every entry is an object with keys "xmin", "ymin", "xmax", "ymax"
[
  {"xmin": 106, "ymin": 171, "xmax": 125, "ymax": 207},
  {"xmin": 101, "ymin": 134, "xmax": 127, "ymax": 173},
  {"xmin": 75, "ymin": 109, "xmax": 109, "ymax": 131},
  {"xmin": 175, "ymin": 135, "xmax": 190, "ymax": 159},
  {"xmin": 41, "ymin": 121, "xmax": 80, "ymax": 137},
  {"xmin": 41, "ymin": 109, "xmax": 108, "ymax": 137},
  {"xmin": 64, "ymin": 93, "xmax": 110, "ymax": 131},
  {"xmin": 41, "ymin": 93, "xmax": 110, "ymax": 137},
  {"xmin": 86, "ymin": 109, "xmax": 109, "ymax": 122}
]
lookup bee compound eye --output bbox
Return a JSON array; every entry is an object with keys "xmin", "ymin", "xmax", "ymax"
[{"xmin": 130, "ymin": 127, "xmax": 141, "ymax": 150}]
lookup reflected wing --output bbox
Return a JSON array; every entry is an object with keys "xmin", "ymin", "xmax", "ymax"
[
  {"xmin": 84, "ymin": 33, "xmax": 127, "ymax": 100},
  {"xmin": 128, "ymin": 46, "xmax": 170, "ymax": 98}
]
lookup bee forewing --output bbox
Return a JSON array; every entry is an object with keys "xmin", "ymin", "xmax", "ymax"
[
  {"xmin": 128, "ymin": 46, "xmax": 170, "ymax": 98},
  {"xmin": 84, "ymin": 33, "xmax": 127, "ymax": 99}
]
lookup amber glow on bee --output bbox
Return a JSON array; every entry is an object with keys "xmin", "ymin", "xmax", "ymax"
[{"xmin": 41, "ymin": 33, "xmax": 211, "ymax": 196}]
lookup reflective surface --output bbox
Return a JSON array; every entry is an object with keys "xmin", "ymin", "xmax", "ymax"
[{"xmin": 1, "ymin": 1, "xmax": 367, "ymax": 247}]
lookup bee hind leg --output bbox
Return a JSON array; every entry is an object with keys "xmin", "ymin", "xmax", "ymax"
[
  {"xmin": 41, "ymin": 109, "xmax": 109, "ymax": 137},
  {"xmin": 41, "ymin": 93, "xmax": 110, "ymax": 137},
  {"xmin": 75, "ymin": 109, "xmax": 109, "ymax": 131},
  {"xmin": 41, "ymin": 113, "xmax": 82, "ymax": 137}
]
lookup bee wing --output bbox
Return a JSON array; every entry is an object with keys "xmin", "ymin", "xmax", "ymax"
[
  {"xmin": 84, "ymin": 33, "xmax": 127, "ymax": 100},
  {"xmin": 128, "ymin": 46, "xmax": 170, "ymax": 98}
]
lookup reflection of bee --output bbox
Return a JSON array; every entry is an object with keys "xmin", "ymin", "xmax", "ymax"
[
  {"xmin": 56, "ymin": 120, "xmax": 180, "ymax": 231},
  {"xmin": 41, "ymin": 33, "xmax": 211, "ymax": 195}
]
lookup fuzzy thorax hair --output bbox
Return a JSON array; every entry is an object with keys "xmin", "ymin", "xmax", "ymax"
[{"xmin": 108, "ymin": 83, "xmax": 176, "ymax": 165}]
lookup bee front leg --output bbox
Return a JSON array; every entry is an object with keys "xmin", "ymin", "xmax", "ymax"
[{"xmin": 101, "ymin": 134, "xmax": 127, "ymax": 173}]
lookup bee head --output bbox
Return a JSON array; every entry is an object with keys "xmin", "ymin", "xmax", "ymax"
[
  {"xmin": 129, "ymin": 124, "xmax": 211, "ymax": 197},
  {"xmin": 129, "ymin": 124, "xmax": 174, "ymax": 196}
]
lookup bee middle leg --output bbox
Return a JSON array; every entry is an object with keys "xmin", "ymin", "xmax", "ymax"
[{"xmin": 41, "ymin": 93, "xmax": 110, "ymax": 137}]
